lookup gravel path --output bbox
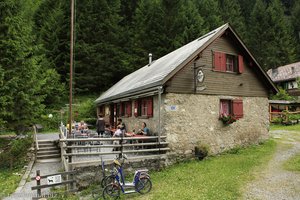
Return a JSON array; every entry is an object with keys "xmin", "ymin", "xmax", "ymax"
[{"xmin": 243, "ymin": 130, "xmax": 300, "ymax": 200}]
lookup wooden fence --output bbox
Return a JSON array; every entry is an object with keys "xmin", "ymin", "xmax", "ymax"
[
  {"xmin": 270, "ymin": 111, "xmax": 300, "ymax": 124},
  {"xmin": 59, "ymin": 126, "xmax": 170, "ymax": 170},
  {"xmin": 31, "ymin": 169, "xmax": 77, "ymax": 200}
]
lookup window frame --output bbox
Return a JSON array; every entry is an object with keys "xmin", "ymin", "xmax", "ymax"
[{"xmin": 134, "ymin": 97, "xmax": 153, "ymax": 118}]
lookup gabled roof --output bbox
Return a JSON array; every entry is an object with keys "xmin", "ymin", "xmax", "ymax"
[
  {"xmin": 267, "ymin": 61, "xmax": 300, "ymax": 83},
  {"xmin": 96, "ymin": 23, "xmax": 277, "ymax": 104}
]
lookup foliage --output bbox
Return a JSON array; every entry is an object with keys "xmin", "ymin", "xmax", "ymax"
[
  {"xmin": 270, "ymin": 88, "xmax": 295, "ymax": 101},
  {"xmin": 2, "ymin": 0, "xmax": 300, "ymax": 132},
  {"xmin": 195, "ymin": 141, "xmax": 210, "ymax": 160},
  {"xmin": 0, "ymin": 168, "xmax": 24, "ymax": 197},
  {"xmin": 272, "ymin": 116, "xmax": 284, "ymax": 124},
  {"xmin": 0, "ymin": 136, "xmax": 33, "ymax": 169},
  {"xmin": 283, "ymin": 153, "xmax": 300, "ymax": 172},
  {"xmin": 73, "ymin": 98, "xmax": 97, "ymax": 124},
  {"xmin": 219, "ymin": 114, "xmax": 237, "ymax": 125}
]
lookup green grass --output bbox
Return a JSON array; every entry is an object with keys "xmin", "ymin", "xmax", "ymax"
[
  {"xmin": 270, "ymin": 123, "xmax": 300, "ymax": 131},
  {"xmin": 126, "ymin": 140, "xmax": 277, "ymax": 200},
  {"xmin": 47, "ymin": 140, "xmax": 277, "ymax": 200},
  {"xmin": 0, "ymin": 168, "xmax": 23, "ymax": 198},
  {"xmin": 283, "ymin": 153, "xmax": 300, "ymax": 172}
]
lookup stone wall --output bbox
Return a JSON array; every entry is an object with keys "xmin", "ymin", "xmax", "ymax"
[
  {"xmin": 73, "ymin": 155, "xmax": 174, "ymax": 189},
  {"xmin": 163, "ymin": 93, "xmax": 269, "ymax": 155}
]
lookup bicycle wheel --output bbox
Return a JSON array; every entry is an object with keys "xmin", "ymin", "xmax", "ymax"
[
  {"xmin": 101, "ymin": 175, "xmax": 116, "ymax": 188},
  {"xmin": 102, "ymin": 183, "xmax": 120, "ymax": 200},
  {"xmin": 135, "ymin": 177, "xmax": 152, "ymax": 194}
]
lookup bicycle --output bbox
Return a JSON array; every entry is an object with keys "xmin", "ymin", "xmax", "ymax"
[{"xmin": 102, "ymin": 154, "xmax": 152, "ymax": 200}]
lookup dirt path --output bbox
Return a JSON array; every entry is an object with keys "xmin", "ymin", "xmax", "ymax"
[{"xmin": 243, "ymin": 130, "xmax": 300, "ymax": 200}]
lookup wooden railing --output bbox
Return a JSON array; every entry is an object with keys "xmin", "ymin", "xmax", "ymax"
[
  {"xmin": 33, "ymin": 125, "xmax": 39, "ymax": 151},
  {"xmin": 59, "ymin": 126, "xmax": 169, "ymax": 170},
  {"xmin": 270, "ymin": 111, "xmax": 300, "ymax": 123}
]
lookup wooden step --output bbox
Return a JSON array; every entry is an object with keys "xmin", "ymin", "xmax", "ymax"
[
  {"xmin": 36, "ymin": 154, "xmax": 61, "ymax": 160},
  {"xmin": 36, "ymin": 158, "xmax": 61, "ymax": 163},
  {"xmin": 37, "ymin": 150, "xmax": 60, "ymax": 156},
  {"xmin": 38, "ymin": 146, "xmax": 59, "ymax": 151}
]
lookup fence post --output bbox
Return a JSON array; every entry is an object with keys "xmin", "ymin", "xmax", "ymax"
[{"xmin": 36, "ymin": 170, "xmax": 41, "ymax": 197}]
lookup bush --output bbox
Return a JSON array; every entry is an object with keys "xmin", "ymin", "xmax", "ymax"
[
  {"xmin": 195, "ymin": 142, "xmax": 209, "ymax": 160},
  {"xmin": 0, "ymin": 136, "xmax": 33, "ymax": 169},
  {"xmin": 272, "ymin": 117, "xmax": 284, "ymax": 124}
]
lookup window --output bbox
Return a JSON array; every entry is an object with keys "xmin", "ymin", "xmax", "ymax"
[
  {"xmin": 214, "ymin": 51, "xmax": 243, "ymax": 73},
  {"xmin": 220, "ymin": 99, "xmax": 243, "ymax": 119},
  {"xmin": 125, "ymin": 101, "xmax": 132, "ymax": 117},
  {"xmin": 116, "ymin": 101, "xmax": 132, "ymax": 117},
  {"xmin": 226, "ymin": 55, "xmax": 237, "ymax": 72},
  {"xmin": 134, "ymin": 97, "xmax": 153, "ymax": 118}
]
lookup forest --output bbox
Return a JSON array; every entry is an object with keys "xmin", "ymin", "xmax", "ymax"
[{"xmin": 1, "ymin": 0, "xmax": 300, "ymax": 133}]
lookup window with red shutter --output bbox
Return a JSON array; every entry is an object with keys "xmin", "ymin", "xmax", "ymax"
[
  {"xmin": 238, "ymin": 55, "xmax": 244, "ymax": 73},
  {"xmin": 214, "ymin": 51, "xmax": 226, "ymax": 72},
  {"xmin": 147, "ymin": 98, "xmax": 153, "ymax": 117},
  {"xmin": 134, "ymin": 100, "xmax": 138, "ymax": 117},
  {"xmin": 232, "ymin": 99, "xmax": 243, "ymax": 119},
  {"xmin": 126, "ymin": 101, "xmax": 132, "ymax": 117}
]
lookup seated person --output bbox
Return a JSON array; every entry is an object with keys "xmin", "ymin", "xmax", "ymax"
[
  {"xmin": 113, "ymin": 125, "xmax": 123, "ymax": 137},
  {"xmin": 138, "ymin": 122, "xmax": 150, "ymax": 136},
  {"xmin": 79, "ymin": 120, "xmax": 89, "ymax": 133},
  {"xmin": 104, "ymin": 124, "xmax": 113, "ymax": 137},
  {"xmin": 117, "ymin": 118, "xmax": 126, "ymax": 133}
]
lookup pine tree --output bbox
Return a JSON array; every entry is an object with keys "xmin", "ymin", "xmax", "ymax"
[
  {"xmin": 0, "ymin": 0, "xmax": 44, "ymax": 133},
  {"xmin": 247, "ymin": 0, "xmax": 270, "ymax": 69},
  {"xmin": 265, "ymin": 0, "xmax": 296, "ymax": 68},
  {"xmin": 33, "ymin": 1, "xmax": 70, "ymax": 83},
  {"xmin": 291, "ymin": 0, "xmax": 300, "ymax": 60},
  {"xmin": 194, "ymin": 0, "xmax": 223, "ymax": 30},
  {"xmin": 74, "ymin": 0, "xmax": 124, "ymax": 93},
  {"xmin": 218, "ymin": 0, "xmax": 246, "ymax": 38}
]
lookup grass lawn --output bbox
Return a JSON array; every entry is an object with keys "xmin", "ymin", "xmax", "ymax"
[
  {"xmin": 127, "ymin": 140, "xmax": 276, "ymax": 200},
  {"xmin": 76, "ymin": 140, "xmax": 276, "ymax": 200},
  {"xmin": 270, "ymin": 123, "xmax": 300, "ymax": 131},
  {"xmin": 283, "ymin": 153, "xmax": 300, "ymax": 172},
  {"xmin": 0, "ymin": 168, "xmax": 23, "ymax": 198}
]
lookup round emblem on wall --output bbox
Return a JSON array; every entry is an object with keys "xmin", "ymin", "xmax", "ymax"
[{"xmin": 197, "ymin": 69, "xmax": 204, "ymax": 83}]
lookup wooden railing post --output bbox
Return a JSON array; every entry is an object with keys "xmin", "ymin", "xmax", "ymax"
[{"xmin": 36, "ymin": 170, "xmax": 41, "ymax": 197}]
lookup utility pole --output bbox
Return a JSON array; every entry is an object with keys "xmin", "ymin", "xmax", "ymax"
[{"xmin": 69, "ymin": 0, "xmax": 74, "ymax": 135}]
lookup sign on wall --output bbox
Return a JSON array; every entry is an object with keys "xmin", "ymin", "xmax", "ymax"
[{"xmin": 165, "ymin": 105, "xmax": 178, "ymax": 111}]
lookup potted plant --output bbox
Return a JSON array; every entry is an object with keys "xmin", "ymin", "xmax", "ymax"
[
  {"xmin": 219, "ymin": 114, "xmax": 236, "ymax": 125},
  {"xmin": 195, "ymin": 142, "xmax": 209, "ymax": 160}
]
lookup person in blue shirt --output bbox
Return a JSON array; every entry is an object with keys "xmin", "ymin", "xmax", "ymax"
[{"xmin": 140, "ymin": 122, "xmax": 150, "ymax": 136}]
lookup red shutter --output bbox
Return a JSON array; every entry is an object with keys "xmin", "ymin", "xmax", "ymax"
[
  {"xmin": 238, "ymin": 55, "xmax": 244, "ymax": 73},
  {"xmin": 233, "ymin": 99, "xmax": 243, "ymax": 119},
  {"xmin": 147, "ymin": 98, "xmax": 153, "ymax": 117},
  {"xmin": 214, "ymin": 51, "xmax": 226, "ymax": 72},
  {"xmin": 134, "ymin": 100, "xmax": 138, "ymax": 117},
  {"xmin": 119, "ymin": 103, "xmax": 123, "ymax": 117},
  {"xmin": 126, "ymin": 102, "xmax": 132, "ymax": 117}
]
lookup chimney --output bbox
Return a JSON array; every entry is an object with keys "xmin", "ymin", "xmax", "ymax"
[
  {"xmin": 148, "ymin": 53, "xmax": 152, "ymax": 66},
  {"xmin": 272, "ymin": 68, "xmax": 278, "ymax": 77},
  {"xmin": 291, "ymin": 66, "xmax": 295, "ymax": 74}
]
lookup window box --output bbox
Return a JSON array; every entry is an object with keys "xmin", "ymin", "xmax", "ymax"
[{"xmin": 219, "ymin": 114, "xmax": 237, "ymax": 125}]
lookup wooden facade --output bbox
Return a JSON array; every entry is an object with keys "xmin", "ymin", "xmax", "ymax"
[{"xmin": 165, "ymin": 33, "xmax": 269, "ymax": 97}]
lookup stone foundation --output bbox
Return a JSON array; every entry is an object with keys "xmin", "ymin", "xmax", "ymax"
[
  {"xmin": 163, "ymin": 93, "xmax": 269, "ymax": 155},
  {"xmin": 73, "ymin": 155, "xmax": 177, "ymax": 189}
]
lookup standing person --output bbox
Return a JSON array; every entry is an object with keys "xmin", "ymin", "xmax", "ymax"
[{"xmin": 96, "ymin": 114, "xmax": 105, "ymax": 137}]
